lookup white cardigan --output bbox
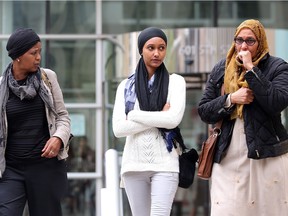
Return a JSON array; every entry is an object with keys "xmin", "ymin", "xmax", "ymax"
[{"xmin": 112, "ymin": 73, "xmax": 186, "ymax": 185}]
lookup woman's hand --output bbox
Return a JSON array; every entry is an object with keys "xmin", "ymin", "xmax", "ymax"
[
  {"xmin": 162, "ymin": 103, "xmax": 170, "ymax": 111},
  {"xmin": 237, "ymin": 50, "xmax": 254, "ymax": 71},
  {"xmin": 41, "ymin": 136, "xmax": 62, "ymax": 158},
  {"xmin": 231, "ymin": 87, "xmax": 254, "ymax": 104}
]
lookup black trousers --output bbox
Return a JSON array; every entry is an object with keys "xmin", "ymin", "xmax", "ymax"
[{"xmin": 0, "ymin": 157, "xmax": 67, "ymax": 216}]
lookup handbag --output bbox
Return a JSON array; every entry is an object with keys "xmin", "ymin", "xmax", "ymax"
[
  {"xmin": 197, "ymin": 123, "xmax": 222, "ymax": 180},
  {"xmin": 172, "ymin": 127, "xmax": 198, "ymax": 188},
  {"xmin": 197, "ymin": 84, "xmax": 224, "ymax": 180},
  {"xmin": 178, "ymin": 148, "xmax": 199, "ymax": 188}
]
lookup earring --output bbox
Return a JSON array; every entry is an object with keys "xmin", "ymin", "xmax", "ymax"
[{"xmin": 16, "ymin": 58, "xmax": 20, "ymax": 62}]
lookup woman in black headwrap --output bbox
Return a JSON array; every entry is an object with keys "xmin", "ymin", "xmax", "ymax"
[
  {"xmin": 113, "ymin": 27, "xmax": 187, "ymax": 215},
  {"xmin": 0, "ymin": 28, "xmax": 71, "ymax": 216}
]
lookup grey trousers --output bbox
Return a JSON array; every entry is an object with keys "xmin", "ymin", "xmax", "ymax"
[{"xmin": 123, "ymin": 171, "xmax": 179, "ymax": 216}]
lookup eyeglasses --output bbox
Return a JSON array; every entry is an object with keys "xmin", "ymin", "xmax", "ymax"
[{"xmin": 234, "ymin": 37, "xmax": 257, "ymax": 46}]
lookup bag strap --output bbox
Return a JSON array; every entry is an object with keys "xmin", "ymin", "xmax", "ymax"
[
  {"xmin": 211, "ymin": 84, "xmax": 225, "ymax": 134},
  {"xmin": 41, "ymin": 68, "xmax": 52, "ymax": 91}
]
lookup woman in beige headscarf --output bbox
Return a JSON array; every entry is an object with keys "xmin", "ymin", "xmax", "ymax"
[{"xmin": 198, "ymin": 19, "xmax": 288, "ymax": 215}]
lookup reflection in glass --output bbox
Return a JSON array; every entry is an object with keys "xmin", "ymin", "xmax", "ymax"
[
  {"xmin": 63, "ymin": 179, "xmax": 95, "ymax": 216},
  {"xmin": 67, "ymin": 136, "xmax": 95, "ymax": 173},
  {"xmin": 49, "ymin": 1, "xmax": 96, "ymax": 34},
  {"xmin": 46, "ymin": 40, "xmax": 96, "ymax": 103},
  {"xmin": 67, "ymin": 108, "xmax": 96, "ymax": 173},
  {"xmin": 9, "ymin": 1, "xmax": 45, "ymax": 33}
]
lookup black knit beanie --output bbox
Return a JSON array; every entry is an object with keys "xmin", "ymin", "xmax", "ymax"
[
  {"xmin": 6, "ymin": 28, "xmax": 41, "ymax": 60},
  {"xmin": 137, "ymin": 27, "xmax": 167, "ymax": 55}
]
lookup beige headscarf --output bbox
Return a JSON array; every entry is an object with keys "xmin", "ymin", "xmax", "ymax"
[{"xmin": 224, "ymin": 19, "xmax": 269, "ymax": 119}]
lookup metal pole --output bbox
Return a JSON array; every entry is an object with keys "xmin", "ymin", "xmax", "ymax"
[{"xmin": 100, "ymin": 149, "xmax": 122, "ymax": 216}]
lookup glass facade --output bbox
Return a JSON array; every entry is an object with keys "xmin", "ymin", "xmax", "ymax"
[{"xmin": 1, "ymin": 1, "xmax": 288, "ymax": 216}]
